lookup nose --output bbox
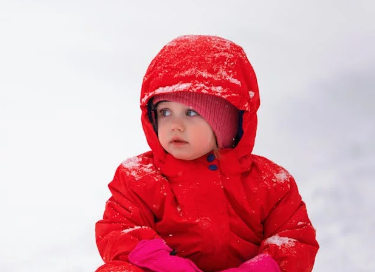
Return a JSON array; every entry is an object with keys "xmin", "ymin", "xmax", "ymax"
[{"xmin": 171, "ymin": 117, "xmax": 184, "ymax": 132}]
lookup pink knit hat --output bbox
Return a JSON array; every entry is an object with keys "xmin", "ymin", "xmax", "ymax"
[{"xmin": 153, "ymin": 92, "xmax": 239, "ymax": 148}]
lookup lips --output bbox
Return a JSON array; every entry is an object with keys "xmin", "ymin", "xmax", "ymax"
[{"xmin": 170, "ymin": 137, "xmax": 188, "ymax": 144}]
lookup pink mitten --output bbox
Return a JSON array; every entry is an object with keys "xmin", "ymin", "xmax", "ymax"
[
  {"xmin": 219, "ymin": 254, "xmax": 280, "ymax": 272},
  {"xmin": 128, "ymin": 238, "xmax": 203, "ymax": 272},
  {"xmin": 239, "ymin": 254, "xmax": 280, "ymax": 272}
]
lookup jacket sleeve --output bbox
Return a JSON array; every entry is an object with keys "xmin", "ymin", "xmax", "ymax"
[
  {"xmin": 95, "ymin": 164, "xmax": 160, "ymax": 265},
  {"xmin": 95, "ymin": 260, "xmax": 145, "ymax": 272},
  {"xmin": 258, "ymin": 170, "xmax": 319, "ymax": 272}
]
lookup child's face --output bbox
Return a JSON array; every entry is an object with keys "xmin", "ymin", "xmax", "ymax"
[{"xmin": 156, "ymin": 101, "xmax": 216, "ymax": 160}]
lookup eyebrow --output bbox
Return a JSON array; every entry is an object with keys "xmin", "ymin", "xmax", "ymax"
[
  {"xmin": 155, "ymin": 101, "xmax": 169, "ymax": 107},
  {"xmin": 156, "ymin": 104, "xmax": 169, "ymax": 110}
]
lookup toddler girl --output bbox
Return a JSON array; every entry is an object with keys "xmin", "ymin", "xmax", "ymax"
[{"xmin": 95, "ymin": 35, "xmax": 319, "ymax": 272}]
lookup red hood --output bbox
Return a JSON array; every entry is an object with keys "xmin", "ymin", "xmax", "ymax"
[{"xmin": 140, "ymin": 35, "xmax": 260, "ymax": 162}]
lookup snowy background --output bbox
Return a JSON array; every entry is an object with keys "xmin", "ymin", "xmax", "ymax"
[{"xmin": 1, "ymin": 1, "xmax": 374, "ymax": 271}]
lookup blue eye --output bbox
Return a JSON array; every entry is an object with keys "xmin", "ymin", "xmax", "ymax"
[
  {"xmin": 159, "ymin": 109, "xmax": 171, "ymax": 117},
  {"xmin": 186, "ymin": 109, "xmax": 199, "ymax": 116}
]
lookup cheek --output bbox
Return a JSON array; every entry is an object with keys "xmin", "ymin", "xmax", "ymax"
[
  {"xmin": 192, "ymin": 124, "xmax": 214, "ymax": 144},
  {"xmin": 157, "ymin": 123, "xmax": 167, "ymax": 142}
]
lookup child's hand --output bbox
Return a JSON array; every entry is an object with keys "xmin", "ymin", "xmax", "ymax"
[
  {"xmin": 218, "ymin": 254, "xmax": 281, "ymax": 272},
  {"xmin": 128, "ymin": 238, "xmax": 203, "ymax": 272}
]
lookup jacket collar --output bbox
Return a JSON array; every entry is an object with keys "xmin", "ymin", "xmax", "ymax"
[{"xmin": 154, "ymin": 148, "xmax": 252, "ymax": 178}]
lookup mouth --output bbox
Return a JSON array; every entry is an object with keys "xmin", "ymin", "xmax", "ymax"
[{"xmin": 170, "ymin": 137, "xmax": 188, "ymax": 144}]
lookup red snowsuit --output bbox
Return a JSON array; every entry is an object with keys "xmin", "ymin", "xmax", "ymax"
[{"xmin": 95, "ymin": 35, "xmax": 319, "ymax": 272}]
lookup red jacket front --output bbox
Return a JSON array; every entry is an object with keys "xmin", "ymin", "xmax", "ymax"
[{"xmin": 95, "ymin": 35, "xmax": 319, "ymax": 272}]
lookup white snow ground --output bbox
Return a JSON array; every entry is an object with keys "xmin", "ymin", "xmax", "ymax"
[{"xmin": 1, "ymin": 1, "xmax": 374, "ymax": 271}]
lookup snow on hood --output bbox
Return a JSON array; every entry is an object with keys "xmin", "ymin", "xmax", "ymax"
[{"xmin": 139, "ymin": 35, "xmax": 260, "ymax": 160}]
